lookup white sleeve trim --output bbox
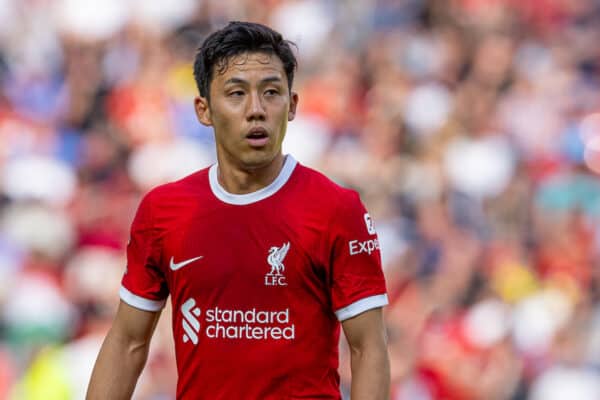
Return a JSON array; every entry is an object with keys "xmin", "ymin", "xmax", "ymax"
[
  {"xmin": 120, "ymin": 286, "xmax": 166, "ymax": 312},
  {"xmin": 335, "ymin": 294, "xmax": 388, "ymax": 321}
]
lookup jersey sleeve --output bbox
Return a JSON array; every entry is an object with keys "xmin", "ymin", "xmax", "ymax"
[
  {"xmin": 120, "ymin": 192, "xmax": 168, "ymax": 311},
  {"xmin": 328, "ymin": 191, "xmax": 388, "ymax": 321}
]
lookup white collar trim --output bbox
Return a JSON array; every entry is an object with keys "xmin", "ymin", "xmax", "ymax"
[{"xmin": 209, "ymin": 155, "xmax": 297, "ymax": 205}]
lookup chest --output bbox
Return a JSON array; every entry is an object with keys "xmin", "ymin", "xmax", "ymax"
[{"xmin": 158, "ymin": 206, "xmax": 328, "ymax": 305}]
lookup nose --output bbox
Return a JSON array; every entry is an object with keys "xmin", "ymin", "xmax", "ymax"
[{"xmin": 246, "ymin": 91, "xmax": 266, "ymax": 121}]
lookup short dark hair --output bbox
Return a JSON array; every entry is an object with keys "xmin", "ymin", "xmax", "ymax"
[{"xmin": 193, "ymin": 21, "xmax": 297, "ymax": 100}]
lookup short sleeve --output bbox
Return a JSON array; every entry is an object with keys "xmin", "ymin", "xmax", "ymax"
[
  {"xmin": 120, "ymin": 192, "xmax": 168, "ymax": 311},
  {"xmin": 328, "ymin": 191, "xmax": 388, "ymax": 321}
]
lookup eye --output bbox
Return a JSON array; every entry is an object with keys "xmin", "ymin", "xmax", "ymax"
[
  {"xmin": 228, "ymin": 90, "xmax": 244, "ymax": 97},
  {"xmin": 265, "ymin": 89, "xmax": 279, "ymax": 96}
]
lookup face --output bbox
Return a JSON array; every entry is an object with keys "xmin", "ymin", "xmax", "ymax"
[{"xmin": 194, "ymin": 52, "xmax": 298, "ymax": 171}]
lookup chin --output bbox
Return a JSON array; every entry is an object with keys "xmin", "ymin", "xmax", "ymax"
[{"xmin": 239, "ymin": 151, "xmax": 280, "ymax": 170}]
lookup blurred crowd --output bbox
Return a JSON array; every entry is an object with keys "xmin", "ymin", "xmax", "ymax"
[{"xmin": 1, "ymin": 0, "xmax": 600, "ymax": 399}]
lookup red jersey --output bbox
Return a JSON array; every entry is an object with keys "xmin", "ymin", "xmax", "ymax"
[{"xmin": 121, "ymin": 155, "xmax": 388, "ymax": 399}]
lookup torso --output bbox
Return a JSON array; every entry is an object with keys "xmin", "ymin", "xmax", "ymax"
[{"xmin": 122, "ymin": 156, "xmax": 387, "ymax": 399}]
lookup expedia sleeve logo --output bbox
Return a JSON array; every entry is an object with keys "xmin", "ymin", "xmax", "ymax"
[
  {"xmin": 349, "ymin": 238, "xmax": 380, "ymax": 255},
  {"xmin": 347, "ymin": 213, "xmax": 380, "ymax": 256}
]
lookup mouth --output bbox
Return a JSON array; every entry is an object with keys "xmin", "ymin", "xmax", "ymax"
[{"xmin": 245, "ymin": 127, "xmax": 270, "ymax": 147}]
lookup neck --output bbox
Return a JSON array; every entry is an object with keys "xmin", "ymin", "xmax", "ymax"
[{"xmin": 216, "ymin": 154, "xmax": 285, "ymax": 194}]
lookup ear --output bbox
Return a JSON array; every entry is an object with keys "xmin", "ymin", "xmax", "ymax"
[
  {"xmin": 194, "ymin": 96, "xmax": 212, "ymax": 126},
  {"xmin": 288, "ymin": 92, "xmax": 299, "ymax": 122}
]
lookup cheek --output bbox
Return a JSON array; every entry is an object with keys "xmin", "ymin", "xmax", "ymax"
[
  {"xmin": 278, "ymin": 110, "xmax": 290, "ymax": 130},
  {"xmin": 211, "ymin": 107, "xmax": 238, "ymax": 133},
  {"xmin": 271, "ymin": 102, "xmax": 289, "ymax": 123}
]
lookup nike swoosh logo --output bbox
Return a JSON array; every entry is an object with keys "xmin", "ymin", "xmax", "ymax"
[{"xmin": 170, "ymin": 256, "xmax": 204, "ymax": 271}]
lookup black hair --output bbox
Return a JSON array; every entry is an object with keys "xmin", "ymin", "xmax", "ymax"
[{"xmin": 193, "ymin": 21, "xmax": 297, "ymax": 101}]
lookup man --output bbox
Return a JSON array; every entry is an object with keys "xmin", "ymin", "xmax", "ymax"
[{"xmin": 87, "ymin": 21, "xmax": 389, "ymax": 399}]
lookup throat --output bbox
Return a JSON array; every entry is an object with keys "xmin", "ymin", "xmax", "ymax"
[{"xmin": 217, "ymin": 155, "xmax": 285, "ymax": 194}]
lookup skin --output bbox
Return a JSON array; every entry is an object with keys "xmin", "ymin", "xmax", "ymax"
[
  {"xmin": 87, "ymin": 302, "xmax": 160, "ymax": 399},
  {"xmin": 342, "ymin": 308, "xmax": 390, "ymax": 400},
  {"xmin": 87, "ymin": 51, "xmax": 390, "ymax": 400},
  {"xmin": 194, "ymin": 52, "xmax": 298, "ymax": 194}
]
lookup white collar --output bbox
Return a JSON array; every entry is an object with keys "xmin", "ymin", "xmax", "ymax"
[{"xmin": 208, "ymin": 155, "xmax": 297, "ymax": 205}]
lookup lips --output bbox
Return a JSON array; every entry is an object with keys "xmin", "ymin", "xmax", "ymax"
[{"xmin": 245, "ymin": 127, "xmax": 269, "ymax": 147}]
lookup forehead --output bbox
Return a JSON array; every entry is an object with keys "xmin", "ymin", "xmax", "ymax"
[{"xmin": 213, "ymin": 52, "xmax": 286, "ymax": 83}]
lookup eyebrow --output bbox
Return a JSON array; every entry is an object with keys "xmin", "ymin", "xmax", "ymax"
[{"xmin": 223, "ymin": 76, "xmax": 283, "ymax": 86}]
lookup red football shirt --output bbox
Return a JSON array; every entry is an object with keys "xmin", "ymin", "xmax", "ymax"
[{"xmin": 121, "ymin": 155, "xmax": 388, "ymax": 399}]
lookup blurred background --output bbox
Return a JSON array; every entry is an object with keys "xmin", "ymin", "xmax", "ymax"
[{"xmin": 1, "ymin": 0, "xmax": 600, "ymax": 399}]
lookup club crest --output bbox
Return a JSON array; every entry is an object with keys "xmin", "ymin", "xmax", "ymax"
[{"xmin": 265, "ymin": 242, "xmax": 290, "ymax": 286}]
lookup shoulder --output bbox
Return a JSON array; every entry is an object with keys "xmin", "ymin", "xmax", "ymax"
[
  {"xmin": 134, "ymin": 167, "xmax": 211, "ymax": 226},
  {"xmin": 292, "ymin": 164, "xmax": 363, "ymax": 218},
  {"xmin": 294, "ymin": 163, "xmax": 360, "ymax": 205},
  {"xmin": 142, "ymin": 167, "xmax": 210, "ymax": 204}
]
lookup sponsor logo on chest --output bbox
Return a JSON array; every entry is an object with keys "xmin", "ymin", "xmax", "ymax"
[
  {"xmin": 177, "ymin": 241, "xmax": 297, "ymax": 345},
  {"xmin": 179, "ymin": 301, "xmax": 296, "ymax": 344}
]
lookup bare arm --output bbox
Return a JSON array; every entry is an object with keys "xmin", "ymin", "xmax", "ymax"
[
  {"xmin": 86, "ymin": 301, "xmax": 162, "ymax": 400},
  {"xmin": 342, "ymin": 307, "xmax": 390, "ymax": 400}
]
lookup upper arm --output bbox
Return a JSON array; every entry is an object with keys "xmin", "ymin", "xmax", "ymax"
[
  {"xmin": 341, "ymin": 307, "xmax": 390, "ymax": 399},
  {"xmin": 86, "ymin": 302, "xmax": 161, "ymax": 399},
  {"xmin": 342, "ymin": 307, "xmax": 387, "ymax": 351},
  {"xmin": 327, "ymin": 190, "xmax": 388, "ymax": 320},
  {"xmin": 121, "ymin": 191, "xmax": 169, "ymax": 310},
  {"xmin": 110, "ymin": 300, "xmax": 162, "ymax": 345}
]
